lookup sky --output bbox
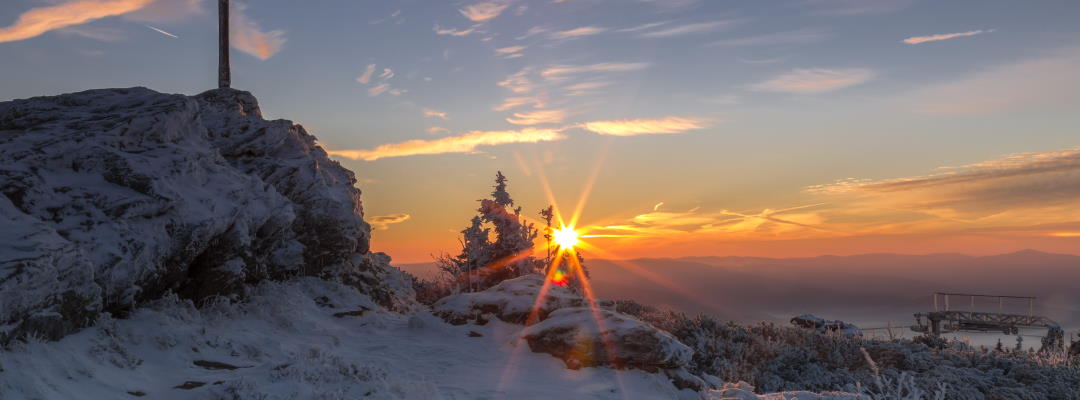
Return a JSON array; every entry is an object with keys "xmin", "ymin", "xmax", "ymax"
[{"xmin": 2, "ymin": 0, "xmax": 1079, "ymax": 263}]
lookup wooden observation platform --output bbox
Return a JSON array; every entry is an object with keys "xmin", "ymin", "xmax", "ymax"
[{"xmin": 910, "ymin": 293, "xmax": 1065, "ymax": 350}]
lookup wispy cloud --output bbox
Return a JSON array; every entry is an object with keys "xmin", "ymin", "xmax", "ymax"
[
  {"xmin": 328, "ymin": 128, "xmax": 565, "ymax": 161},
  {"xmin": 498, "ymin": 68, "xmax": 535, "ymax": 93},
  {"xmin": 423, "ymin": 108, "xmax": 449, "ymax": 120},
  {"xmin": 460, "ymin": 2, "xmax": 510, "ymax": 23},
  {"xmin": 580, "ymin": 116, "xmax": 711, "ymax": 136},
  {"xmin": 426, "ymin": 126, "xmax": 450, "ymax": 135},
  {"xmin": 591, "ymin": 203, "xmax": 829, "ymax": 240},
  {"xmin": 434, "ymin": 24, "xmax": 475, "ymax": 36},
  {"xmin": 369, "ymin": 213, "xmax": 411, "ymax": 230},
  {"xmin": 563, "ymin": 81, "xmax": 611, "ymax": 96},
  {"xmin": 124, "ymin": 0, "xmax": 203, "ymax": 22},
  {"xmin": 506, "ymin": 109, "xmax": 567, "ymax": 125},
  {"xmin": 638, "ymin": 20, "xmax": 738, "ymax": 38},
  {"xmin": 379, "ymin": 68, "xmax": 394, "ymax": 79},
  {"xmin": 750, "ymin": 68, "xmax": 874, "ymax": 93},
  {"xmin": 496, "ymin": 45, "xmax": 526, "ymax": 58},
  {"xmin": 899, "ymin": 47, "xmax": 1080, "ymax": 115},
  {"xmin": 368, "ymin": 83, "xmax": 390, "ymax": 97},
  {"xmin": 0, "ymin": 0, "xmax": 154, "ymax": 43},
  {"xmin": 540, "ymin": 62, "xmax": 650, "ymax": 80},
  {"xmin": 493, "ymin": 96, "xmax": 545, "ymax": 111},
  {"xmin": 808, "ymin": 146, "xmax": 1080, "ymax": 221},
  {"xmin": 550, "ymin": 26, "xmax": 607, "ymax": 40},
  {"xmin": 356, "ymin": 64, "xmax": 376, "ymax": 84},
  {"xmin": 515, "ymin": 26, "xmax": 548, "ymax": 40},
  {"xmin": 709, "ymin": 29, "xmax": 830, "ymax": 47},
  {"xmin": 615, "ymin": 21, "xmax": 671, "ymax": 33},
  {"xmin": 230, "ymin": 1, "xmax": 285, "ymax": 60},
  {"xmin": 803, "ymin": 0, "xmax": 913, "ymax": 16},
  {"xmin": 902, "ymin": 29, "xmax": 993, "ymax": 45}
]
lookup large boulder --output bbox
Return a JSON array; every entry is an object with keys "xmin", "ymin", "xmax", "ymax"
[
  {"xmin": 0, "ymin": 87, "xmax": 411, "ymax": 344},
  {"xmin": 432, "ymin": 274, "xmax": 586, "ymax": 325},
  {"xmin": 520, "ymin": 307, "xmax": 693, "ymax": 372}
]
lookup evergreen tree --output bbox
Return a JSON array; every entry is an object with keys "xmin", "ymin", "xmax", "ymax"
[{"xmin": 435, "ymin": 172, "xmax": 542, "ymax": 292}]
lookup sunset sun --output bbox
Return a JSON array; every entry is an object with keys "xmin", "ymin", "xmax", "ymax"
[{"xmin": 552, "ymin": 226, "xmax": 580, "ymax": 249}]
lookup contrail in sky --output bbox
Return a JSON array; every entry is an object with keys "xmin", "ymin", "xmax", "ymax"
[{"xmin": 145, "ymin": 25, "xmax": 178, "ymax": 39}]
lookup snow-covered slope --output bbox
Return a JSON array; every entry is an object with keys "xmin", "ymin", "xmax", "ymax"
[
  {"xmin": 0, "ymin": 87, "xmax": 411, "ymax": 344},
  {"xmin": 0, "ymin": 278, "xmax": 703, "ymax": 400}
]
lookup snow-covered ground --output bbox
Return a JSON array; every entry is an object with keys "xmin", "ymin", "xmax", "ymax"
[{"xmin": 0, "ymin": 278, "xmax": 709, "ymax": 399}]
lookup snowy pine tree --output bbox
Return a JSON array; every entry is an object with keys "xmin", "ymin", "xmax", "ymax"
[{"xmin": 434, "ymin": 172, "xmax": 542, "ymax": 292}]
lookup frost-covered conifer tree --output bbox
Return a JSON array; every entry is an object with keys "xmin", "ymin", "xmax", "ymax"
[{"xmin": 435, "ymin": 172, "xmax": 542, "ymax": 292}]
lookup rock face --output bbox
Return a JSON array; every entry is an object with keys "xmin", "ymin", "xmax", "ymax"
[
  {"xmin": 521, "ymin": 307, "xmax": 693, "ymax": 372},
  {"xmin": 0, "ymin": 87, "xmax": 410, "ymax": 344},
  {"xmin": 432, "ymin": 274, "xmax": 588, "ymax": 325}
]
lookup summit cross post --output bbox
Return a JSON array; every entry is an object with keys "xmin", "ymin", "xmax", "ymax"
[{"xmin": 218, "ymin": 0, "xmax": 231, "ymax": 88}]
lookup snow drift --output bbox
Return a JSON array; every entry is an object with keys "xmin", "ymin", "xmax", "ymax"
[{"xmin": 0, "ymin": 87, "xmax": 411, "ymax": 344}]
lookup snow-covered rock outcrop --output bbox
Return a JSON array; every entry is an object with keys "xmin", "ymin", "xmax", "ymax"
[
  {"xmin": 0, "ymin": 87, "xmax": 411, "ymax": 344},
  {"xmin": 521, "ymin": 307, "xmax": 694, "ymax": 373},
  {"xmin": 432, "ymin": 274, "xmax": 588, "ymax": 325}
]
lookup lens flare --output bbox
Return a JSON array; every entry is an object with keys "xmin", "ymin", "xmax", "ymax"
[{"xmin": 552, "ymin": 226, "xmax": 580, "ymax": 248}]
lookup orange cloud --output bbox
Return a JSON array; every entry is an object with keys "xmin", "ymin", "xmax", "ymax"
[
  {"xmin": 356, "ymin": 64, "xmax": 376, "ymax": 84},
  {"xmin": 550, "ymin": 26, "xmax": 607, "ymax": 39},
  {"xmin": 493, "ymin": 96, "xmax": 545, "ymax": 111},
  {"xmin": 230, "ymin": 1, "xmax": 285, "ymax": 60},
  {"xmin": 423, "ymin": 108, "xmax": 449, "ymax": 120},
  {"xmin": 751, "ymin": 68, "xmax": 875, "ymax": 93},
  {"xmin": 459, "ymin": 2, "xmax": 509, "ymax": 23},
  {"xmin": 369, "ymin": 213, "xmax": 411, "ymax": 230},
  {"xmin": 498, "ymin": 68, "xmax": 535, "ymax": 93},
  {"xmin": 0, "ymin": 0, "xmax": 154, "ymax": 43},
  {"xmin": 580, "ymin": 117, "xmax": 711, "ymax": 136},
  {"xmin": 903, "ymin": 29, "xmax": 992, "ymax": 45},
  {"xmin": 495, "ymin": 45, "xmax": 525, "ymax": 58},
  {"xmin": 327, "ymin": 128, "xmax": 565, "ymax": 161},
  {"xmin": 434, "ymin": 24, "xmax": 475, "ymax": 36},
  {"xmin": 506, "ymin": 109, "xmax": 567, "ymax": 125}
]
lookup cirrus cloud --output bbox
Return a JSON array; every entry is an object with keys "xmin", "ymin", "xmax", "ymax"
[
  {"xmin": 230, "ymin": 1, "xmax": 286, "ymax": 60},
  {"xmin": 550, "ymin": 26, "xmax": 607, "ymax": 40},
  {"xmin": 903, "ymin": 29, "xmax": 992, "ymax": 45},
  {"xmin": 505, "ymin": 109, "xmax": 567, "ymax": 125},
  {"xmin": 750, "ymin": 68, "xmax": 875, "ymax": 93},
  {"xmin": 369, "ymin": 213, "xmax": 412, "ymax": 230},
  {"xmin": 327, "ymin": 128, "xmax": 565, "ymax": 161},
  {"xmin": 540, "ymin": 62, "xmax": 651, "ymax": 80},
  {"xmin": 460, "ymin": 2, "xmax": 510, "ymax": 23},
  {"xmin": 580, "ymin": 116, "xmax": 712, "ymax": 136}
]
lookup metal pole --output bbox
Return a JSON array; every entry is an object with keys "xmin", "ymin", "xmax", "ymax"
[
  {"xmin": 933, "ymin": 293, "xmax": 938, "ymax": 311},
  {"xmin": 218, "ymin": 0, "xmax": 231, "ymax": 88}
]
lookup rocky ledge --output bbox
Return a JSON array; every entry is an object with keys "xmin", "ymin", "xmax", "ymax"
[{"xmin": 0, "ymin": 87, "xmax": 412, "ymax": 344}]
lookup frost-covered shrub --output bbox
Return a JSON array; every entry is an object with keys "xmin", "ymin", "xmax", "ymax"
[{"xmin": 615, "ymin": 300, "xmax": 1080, "ymax": 399}]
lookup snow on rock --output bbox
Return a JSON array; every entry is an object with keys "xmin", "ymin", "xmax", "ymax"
[
  {"xmin": 0, "ymin": 87, "xmax": 411, "ymax": 344},
  {"xmin": 790, "ymin": 314, "xmax": 862, "ymax": 337},
  {"xmin": 432, "ymin": 274, "xmax": 587, "ymax": 325},
  {"xmin": 521, "ymin": 307, "xmax": 694, "ymax": 373}
]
